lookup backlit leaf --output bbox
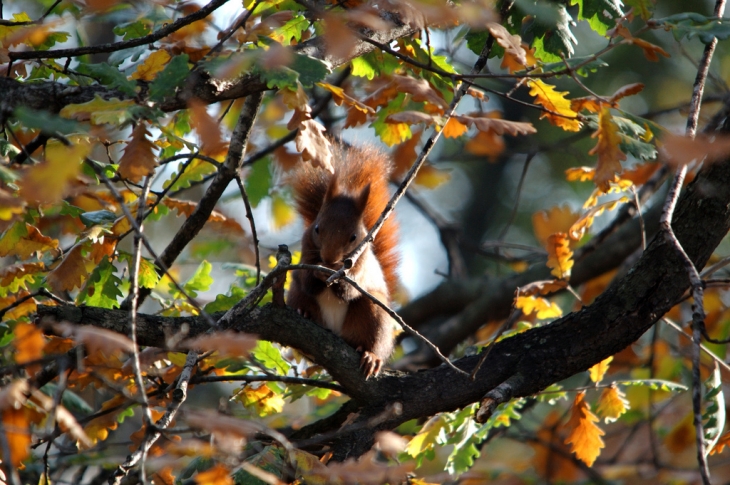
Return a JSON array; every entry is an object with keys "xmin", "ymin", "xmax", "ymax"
[
  {"xmin": 118, "ymin": 123, "xmax": 158, "ymax": 183},
  {"xmin": 236, "ymin": 384, "xmax": 285, "ymax": 417},
  {"xmin": 59, "ymin": 95, "xmax": 136, "ymax": 125},
  {"xmin": 515, "ymin": 295, "xmax": 562, "ymax": 319},
  {"xmin": 527, "ymin": 79, "xmax": 581, "ymax": 132},
  {"xmin": 564, "ymin": 391, "xmax": 605, "ymax": 467},
  {"xmin": 589, "ymin": 356, "xmax": 613, "ymax": 383},
  {"xmin": 546, "ymin": 233, "xmax": 573, "ymax": 280},
  {"xmin": 294, "ymin": 119, "xmax": 333, "ymax": 171},
  {"xmin": 596, "ymin": 384, "xmax": 629, "ymax": 423},
  {"xmin": 189, "ymin": 99, "xmax": 228, "ymax": 158},
  {"xmin": 78, "ymin": 257, "xmax": 123, "ymax": 309},
  {"xmin": 0, "ymin": 222, "xmax": 58, "ymax": 259},
  {"xmin": 14, "ymin": 322, "xmax": 45, "ymax": 364},
  {"xmin": 131, "ymin": 49, "xmax": 172, "ymax": 81},
  {"xmin": 19, "ymin": 138, "xmax": 90, "ymax": 204},
  {"xmin": 590, "ymin": 107, "xmax": 627, "ymax": 192},
  {"xmin": 406, "ymin": 415, "xmax": 446, "ymax": 457}
]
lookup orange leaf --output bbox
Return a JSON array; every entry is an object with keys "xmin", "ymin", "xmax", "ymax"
[
  {"xmin": 487, "ymin": 22, "xmax": 526, "ymax": 67},
  {"xmin": 588, "ymin": 356, "xmax": 613, "ymax": 383},
  {"xmin": 514, "ymin": 295, "xmax": 562, "ymax": 319},
  {"xmin": 46, "ymin": 244, "xmax": 88, "ymax": 292},
  {"xmin": 570, "ymin": 97, "xmax": 603, "ymax": 114},
  {"xmin": 442, "ymin": 117, "xmax": 468, "ymax": 138},
  {"xmin": 565, "ymin": 166, "xmax": 595, "ymax": 182},
  {"xmin": 295, "ymin": 119, "xmax": 334, "ymax": 171},
  {"xmin": 546, "ymin": 233, "xmax": 573, "ymax": 280},
  {"xmin": 590, "ymin": 107, "xmax": 627, "ymax": 192},
  {"xmin": 464, "ymin": 129, "xmax": 504, "ymax": 161},
  {"xmin": 189, "ymin": 99, "xmax": 229, "ymax": 159},
  {"xmin": 710, "ymin": 430, "xmax": 730, "ymax": 455},
  {"xmin": 665, "ymin": 412, "xmax": 694, "ymax": 454},
  {"xmin": 621, "ymin": 162, "xmax": 660, "ymax": 186},
  {"xmin": 19, "ymin": 138, "xmax": 90, "ymax": 204},
  {"xmin": 532, "ymin": 206, "xmax": 580, "ymax": 247},
  {"xmin": 564, "ymin": 391, "xmax": 605, "ymax": 467},
  {"xmin": 628, "ymin": 38, "xmax": 670, "ymax": 62},
  {"xmin": 194, "ymin": 464, "xmax": 233, "ymax": 485},
  {"xmin": 317, "ymin": 82, "xmax": 374, "ymax": 114},
  {"xmin": 527, "ymin": 79, "xmax": 581, "ymax": 132},
  {"xmin": 392, "ymin": 129, "xmax": 422, "ymax": 178},
  {"xmin": 596, "ymin": 384, "xmax": 629, "ymax": 423},
  {"xmin": 13, "ymin": 322, "xmax": 45, "ymax": 365},
  {"xmin": 609, "ymin": 83, "xmax": 645, "ymax": 103},
  {"xmin": 118, "ymin": 123, "xmax": 158, "ymax": 183},
  {"xmin": 569, "ymin": 196, "xmax": 630, "ymax": 240},
  {"xmin": 130, "ymin": 49, "xmax": 171, "ymax": 81},
  {"xmin": 501, "ymin": 42, "xmax": 536, "ymax": 73},
  {"xmin": 2, "ymin": 407, "xmax": 32, "ymax": 466}
]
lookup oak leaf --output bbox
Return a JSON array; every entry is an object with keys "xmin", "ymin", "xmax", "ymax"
[
  {"xmin": 442, "ymin": 117, "xmax": 469, "ymax": 138},
  {"xmin": 518, "ymin": 279, "xmax": 568, "ymax": 297},
  {"xmin": 564, "ymin": 391, "xmax": 605, "ymax": 467},
  {"xmin": 465, "ymin": 129, "xmax": 505, "ymax": 161},
  {"xmin": 392, "ymin": 75, "xmax": 449, "ymax": 111},
  {"xmin": 455, "ymin": 114, "xmax": 536, "ymax": 136},
  {"xmin": 19, "ymin": 138, "xmax": 90, "ymax": 204},
  {"xmin": 294, "ymin": 119, "xmax": 334, "ymax": 172},
  {"xmin": 46, "ymin": 244, "xmax": 88, "ymax": 292},
  {"xmin": 118, "ymin": 123, "xmax": 158, "ymax": 183},
  {"xmin": 386, "ymin": 110, "xmax": 435, "ymax": 125},
  {"xmin": 546, "ymin": 233, "xmax": 573, "ymax": 280},
  {"xmin": 487, "ymin": 22, "xmax": 527, "ymax": 67},
  {"xmin": 532, "ymin": 206, "xmax": 580, "ymax": 247},
  {"xmin": 59, "ymin": 96, "xmax": 136, "ymax": 125},
  {"xmin": 596, "ymin": 384, "xmax": 629, "ymax": 423},
  {"xmin": 185, "ymin": 331, "xmax": 257, "ymax": 358},
  {"xmin": 569, "ymin": 196, "xmax": 630, "ymax": 240},
  {"xmin": 501, "ymin": 42, "xmax": 536, "ymax": 73},
  {"xmin": 628, "ymin": 38, "xmax": 670, "ymax": 62},
  {"xmin": 590, "ymin": 107, "xmax": 627, "ymax": 192},
  {"xmin": 189, "ymin": 99, "xmax": 229, "ymax": 158},
  {"xmin": 56, "ymin": 322, "xmax": 136, "ymax": 356},
  {"xmin": 317, "ymin": 82, "xmax": 374, "ymax": 114},
  {"xmin": 588, "ymin": 356, "xmax": 613, "ymax": 383},
  {"xmin": 131, "ymin": 49, "xmax": 172, "ymax": 81},
  {"xmin": 514, "ymin": 295, "xmax": 562, "ymax": 319},
  {"xmin": 527, "ymin": 79, "xmax": 581, "ymax": 132},
  {"xmin": 13, "ymin": 322, "xmax": 45, "ymax": 365}
]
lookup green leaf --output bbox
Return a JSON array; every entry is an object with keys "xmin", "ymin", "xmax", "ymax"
[
  {"xmin": 108, "ymin": 45, "xmax": 148, "ymax": 67},
  {"xmin": 350, "ymin": 56, "xmax": 377, "ymax": 80},
  {"xmin": 244, "ymin": 159, "xmax": 272, "ymax": 208},
  {"xmin": 79, "ymin": 210, "xmax": 117, "ymax": 227},
  {"xmin": 253, "ymin": 340, "xmax": 290, "ymax": 375},
  {"xmin": 570, "ymin": 0, "xmax": 623, "ymax": 36},
  {"xmin": 655, "ymin": 13, "xmax": 730, "ymax": 44},
  {"xmin": 542, "ymin": 55, "xmax": 609, "ymax": 77},
  {"xmin": 617, "ymin": 379, "xmax": 688, "ymax": 391},
  {"xmin": 113, "ymin": 20, "xmax": 152, "ymax": 40},
  {"xmin": 76, "ymin": 63, "xmax": 138, "ymax": 97},
  {"xmin": 204, "ymin": 286, "xmax": 247, "ymax": 312},
  {"xmin": 78, "ymin": 257, "xmax": 123, "ymax": 309},
  {"xmin": 523, "ymin": 2, "xmax": 577, "ymax": 62},
  {"xmin": 261, "ymin": 66, "xmax": 300, "ymax": 90},
  {"xmin": 13, "ymin": 107, "xmax": 84, "ymax": 135},
  {"xmin": 41, "ymin": 384, "xmax": 93, "ymax": 415},
  {"xmin": 162, "ymin": 158, "xmax": 217, "ymax": 192},
  {"xmin": 624, "ymin": 0, "xmax": 654, "ymax": 20},
  {"xmin": 119, "ymin": 253, "xmax": 161, "ymax": 289},
  {"xmin": 272, "ymin": 15, "xmax": 309, "ymax": 45},
  {"xmin": 290, "ymin": 53, "xmax": 329, "ymax": 87},
  {"xmin": 181, "ymin": 260, "xmax": 214, "ymax": 298},
  {"xmin": 465, "ymin": 30, "xmax": 489, "ymax": 56},
  {"xmin": 703, "ymin": 364, "xmax": 725, "ymax": 456},
  {"xmin": 149, "ymin": 54, "xmax": 190, "ymax": 102},
  {"xmin": 352, "ymin": 50, "xmax": 400, "ymax": 79}
]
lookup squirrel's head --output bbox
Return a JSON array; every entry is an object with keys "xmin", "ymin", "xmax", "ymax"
[{"xmin": 311, "ymin": 179, "xmax": 371, "ymax": 268}]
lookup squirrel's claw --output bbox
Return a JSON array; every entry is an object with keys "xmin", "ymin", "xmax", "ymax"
[{"xmin": 360, "ymin": 351, "xmax": 382, "ymax": 379}]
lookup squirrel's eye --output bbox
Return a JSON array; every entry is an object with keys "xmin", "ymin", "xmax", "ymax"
[
  {"xmin": 350, "ymin": 234, "xmax": 356, "ymax": 242},
  {"xmin": 314, "ymin": 224, "xmax": 319, "ymax": 234}
]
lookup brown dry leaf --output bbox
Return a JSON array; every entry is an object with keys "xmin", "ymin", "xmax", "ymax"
[
  {"xmin": 660, "ymin": 133, "xmax": 730, "ymax": 167},
  {"xmin": 19, "ymin": 138, "xmax": 90, "ymax": 204},
  {"xmin": 465, "ymin": 129, "xmax": 505, "ymax": 161},
  {"xmin": 588, "ymin": 356, "xmax": 613, "ymax": 383},
  {"xmin": 514, "ymin": 295, "xmax": 562, "ymax": 319},
  {"xmin": 273, "ymin": 146, "xmax": 300, "ymax": 171},
  {"xmin": 189, "ymin": 99, "xmax": 229, "ymax": 158},
  {"xmin": 13, "ymin": 322, "xmax": 45, "ymax": 365},
  {"xmin": 194, "ymin": 464, "xmax": 234, "ymax": 485},
  {"xmin": 596, "ymin": 384, "xmax": 629, "ymax": 423},
  {"xmin": 609, "ymin": 83, "xmax": 645, "ymax": 104},
  {"xmin": 295, "ymin": 119, "xmax": 334, "ymax": 172},
  {"xmin": 590, "ymin": 107, "xmax": 627, "ymax": 192},
  {"xmin": 184, "ymin": 331, "xmax": 257, "ymax": 358},
  {"xmin": 56, "ymin": 322, "xmax": 135, "ymax": 356},
  {"xmin": 392, "ymin": 75, "xmax": 449, "ymax": 112},
  {"xmin": 456, "ymin": 114, "xmax": 536, "ymax": 136},
  {"xmin": 518, "ymin": 279, "xmax": 568, "ymax": 297},
  {"xmin": 46, "ymin": 244, "xmax": 88, "ymax": 292},
  {"xmin": 564, "ymin": 391, "xmax": 605, "ymax": 467},
  {"xmin": 2, "ymin": 407, "xmax": 32, "ymax": 466},
  {"xmin": 319, "ymin": 449, "xmax": 415, "ymax": 485},
  {"xmin": 621, "ymin": 162, "xmax": 660, "ymax": 186},
  {"xmin": 386, "ymin": 111, "xmax": 436, "ymax": 125},
  {"xmin": 487, "ymin": 22, "xmax": 526, "ymax": 67},
  {"xmin": 30, "ymin": 390, "xmax": 92, "ymax": 448},
  {"xmin": 322, "ymin": 13, "xmax": 358, "ymax": 60},
  {"xmin": 665, "ymin": 412, "xmax": 694, "ymax": 454},
  {"xmin": 392, "ymin": 129, "xmax": 422, "ymax": 178},
  {"xmin": 527, "ymin": 79, "xmax": 581, "ymax": 132},
  {"xmin": 0, "ymin": 380, "xmax": 29, "ymax": 411},
  {"xmin": 131, "ymin": 50, "xmax": 171, "ymax": 81},
  {"xmin": 546, "ymin": 233, "xmax": 573, "ymax": 280},
  {"xmin": 532, "ymin": 206, "xmax": 580, "ymax": 247},
  {"xmin": 118, "ymin": 123, "xmax": 158, "ymax": 183},
  {"xmin": 626, "ymin": 38, "xmax": 670, "ymax": 62}
]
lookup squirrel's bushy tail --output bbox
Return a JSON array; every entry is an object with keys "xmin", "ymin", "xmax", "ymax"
[{"xmin": 290, "ymin": 142, "xmax": 400, "ymax": 296}]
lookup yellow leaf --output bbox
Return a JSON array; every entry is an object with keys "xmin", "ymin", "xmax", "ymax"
[
  {"xmin": 131, "ymin": 49, "xmax": 171, "ymax": 81},
  {"xmin": 19, "ymin": 138, "xmax": 90, "ymax": 204},
  {"xmin": 565, "ymin": 167, "xmax": 594, "ymax": 182},
  {"xmin": 0, "ymin": 222, "xmax": 59, "ymax": 259},
  {"xmin": 59, "ymin": 95, "xmax": 136, "ymax": 125},
  {"xmin": 589, "ymin": 107, "xmax": 627, "ymax": 192},
  {"xmin": 596, "ymin": 384, "xmax": 629, "ymax": 423},
  {"xmin": 235, "ymin": 384, "xmax": 284, "ymax": 417},
  {"xmin": 588, "ymin": 356, "xmax": 613, "ymax": 383},
  {"xmin": 546, "ymin": 233, "xmax": 574, "ymax": 280},
  {"xmin": 415, "ymin": 165, "xmax": 450, "ymax": 189},
  {"xmin": 532, "ymin": 206, "xmax": 580, "ymax": 248},
  {"xmin": 527, "ymin": 79, "xmax": 581, "ymax": 132},
  {"xmin": 564, "ymin": 391, "xmax": 605, "ymax": 467},
  {"xmin": 569, "ymin": 196, "xmax": 630, "ymax": 240},
  {"xmin": 317, "ymin": 82, "xmax": 374, "ymax": 114},
  {"xmin": 13, "ymin": 322, "xmax": 45, "ymax": 365},
  {"xmin": 442, "ymin": 117, "xmax": 468, "ymax": 138},
  {"xmin": 194, "ymin": 464, "xmax": 233, "ymax": 485},
  {"xmin": 271, "ymin": 194, "xmax": 296, "ymax": 230},
  {"xmin": 379, "ymin": 120, "xmax": 411, "ymax": 147},
  {"xmin": 118, "ymin": 123, "xmax": 158, "ymax": 183},
  {"xmin": 514, "ymin": 295, "xmax": 562, "ymax": 319},
  {"xmin": 406, "ymin": 415, "xmax": 446, "ymax": 457}
]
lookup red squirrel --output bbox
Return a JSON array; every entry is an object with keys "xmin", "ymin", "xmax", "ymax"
[{"xmin": 287, "ymin": 143, "xmax": 399, "ymax": 378}]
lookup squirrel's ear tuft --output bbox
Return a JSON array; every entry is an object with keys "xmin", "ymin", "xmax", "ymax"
[
  {"xmin": 356, "ymin": 183, "xmax": 371, "ymax": 213},
  {"xmin": 325, "ymin": 173, "xmax": 341, "ymax": 201}
]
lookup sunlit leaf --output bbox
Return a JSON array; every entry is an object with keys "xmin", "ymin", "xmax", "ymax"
[
  {"xmin": 596, "ymin": 384, "xmax": 629, "ymax": 423},
  {"xmin": 564, "ymin": 391, "xmax": 605, "ymax": 467},
  {"xmin": 527, "ymin": 79, "xmax": 581, "ymax": 131}
]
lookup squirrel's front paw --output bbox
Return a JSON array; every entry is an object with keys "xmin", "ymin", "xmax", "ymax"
[{"xmin": 359, "ymin": 351, "xmax": 383, "ymax": 379}]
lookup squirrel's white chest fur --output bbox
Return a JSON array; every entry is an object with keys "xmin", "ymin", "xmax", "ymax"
[{"xmin": 315, "ymin": 246, "xmax": 387, "ymax": 335}]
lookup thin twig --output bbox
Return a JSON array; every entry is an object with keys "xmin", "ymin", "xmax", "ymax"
[
  {"xmin": 192, "ymin": 374, "xmax": 345, "ymax": 392},
  {"xmin": 235, "ymin": 175, "xmax": 261, "ymax": 284},
  {"xmin": 497, "ymin": 152, "xmax": 535, "ymax": 242}
]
